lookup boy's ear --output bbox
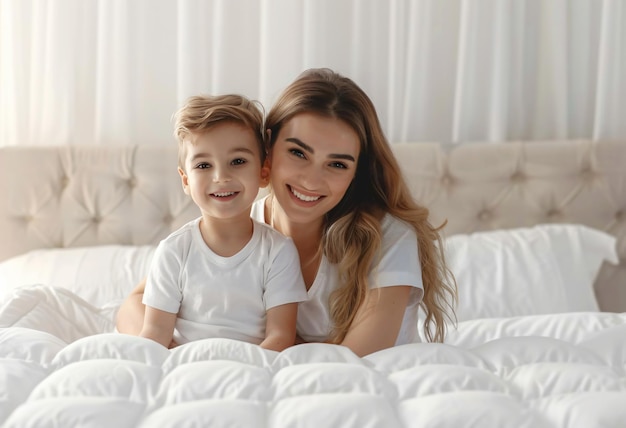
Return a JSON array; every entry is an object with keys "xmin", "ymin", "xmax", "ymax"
[
  {"xmin": 259, "ymin": 159, "xmax": 271, "ymax": 188},
  {"xmin": 178, "ymin": 167, "xmax": 191, "ymax": 195}
]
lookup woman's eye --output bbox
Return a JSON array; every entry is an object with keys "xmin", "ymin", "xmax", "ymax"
[
  {"xmin": 289, "ymin": 148, "xmax": 306, "ymax": 159},
  {"xmin": 329, "ymin": 161, "xmax": 347, "ymax": 169},
  {"xmin": 231, "ymin": 158, "xmax": 246, "ymax": 166}
]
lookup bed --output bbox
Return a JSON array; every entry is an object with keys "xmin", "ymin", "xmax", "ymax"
[{"xmin": 0, "ymin": 140, "xmax": 625, "ymax": 427}]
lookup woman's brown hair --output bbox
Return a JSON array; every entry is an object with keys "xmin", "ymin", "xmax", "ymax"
[{"xmin": 266, "ymin": 68, "xmax": 457, "ymax": 343}]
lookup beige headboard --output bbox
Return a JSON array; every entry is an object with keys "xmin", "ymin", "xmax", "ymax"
[{"xmin": 1, "ymin": 140, "xmax": 624, "ymax": 311}]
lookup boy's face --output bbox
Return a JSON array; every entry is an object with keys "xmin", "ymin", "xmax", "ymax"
[{"xmin": 178, "ymin": 122, "xmax": 269, "ymax": 221}]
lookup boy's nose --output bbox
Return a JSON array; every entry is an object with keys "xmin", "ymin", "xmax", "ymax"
[{"xmin": 212, "ymin": 167, "xmax": 232, "ymax": 183}]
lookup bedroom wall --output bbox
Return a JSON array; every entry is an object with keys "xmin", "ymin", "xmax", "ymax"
[{"xmin": 1, "ymin": 0, "xmax": 625, "ymax": 148}]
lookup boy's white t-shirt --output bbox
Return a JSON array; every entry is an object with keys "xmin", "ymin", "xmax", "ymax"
[
  {"xmin": 250, "ymin": 197, "xmax": 424, "ymax": 345},
  {"xmin": 143, "ymin": 217, "xmax": 307, "ymax": 345}
]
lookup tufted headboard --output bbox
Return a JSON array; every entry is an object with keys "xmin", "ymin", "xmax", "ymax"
[{"xmin": 1, "ymin": 140, "xmax": 624, "ymax": 311}]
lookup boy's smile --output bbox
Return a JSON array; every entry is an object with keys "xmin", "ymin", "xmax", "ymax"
[{"xmin": 209, "ymin": 191, "xmax": 238, "ymax": 201}]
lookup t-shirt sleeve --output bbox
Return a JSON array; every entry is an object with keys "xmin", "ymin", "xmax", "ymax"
[
  {"xmin": 142, "ymin": 240, "xmax": 183, "ymax": 314},
  {"xmin": 370, "ymin": 216, "xmax": 424, "ymax": 303},
  {"xmin": 263, "ymin": 238, "xmax": 308, "ymax": 310}
]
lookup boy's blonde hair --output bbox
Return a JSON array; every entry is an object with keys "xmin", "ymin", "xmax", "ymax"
[{"xmin": 173, "ymin": 94, "xmax": 265, "ymax": 170}]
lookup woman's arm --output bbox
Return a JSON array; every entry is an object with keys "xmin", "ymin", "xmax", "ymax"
[
  {"xmin": 340, "ymin": 285, "xmax": 411, "ymax": 357},
  {"xmin": 140, "ymin": 306, "xmax": 177, "ymax": 348},
  {"xmin": 259, "ymin": 302, "xmax": 298, "ymax": 352},
  {"xmin": 115, "ymin": 279, "xmax": 147, "ymax": 335}
]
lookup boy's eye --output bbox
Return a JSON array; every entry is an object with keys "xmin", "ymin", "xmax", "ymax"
[
  {"xmin": 289, "ymin": 148, "xmax": 305, "ymax": 159},
  {"xmin": 231, "ymin": 158, "xmax": 246, "ymax": 166},
  {"xmin": 195, "ymin": 162, "xmax": 211, "ymax": 169}
]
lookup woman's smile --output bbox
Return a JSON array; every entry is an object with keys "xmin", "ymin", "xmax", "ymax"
[{"xmin": 288, "ymin": 185, "xmax": 323, "ymax": 203}]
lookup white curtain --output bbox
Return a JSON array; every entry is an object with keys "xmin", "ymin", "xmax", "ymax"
[{"xmin": 1, "ymin": 0, "xmax": 624, "ymax": 147}]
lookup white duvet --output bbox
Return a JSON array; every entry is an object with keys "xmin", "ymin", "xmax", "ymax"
[{"xmin": 1, "ymin": 284, "xmax": 626, "ymax": 428}]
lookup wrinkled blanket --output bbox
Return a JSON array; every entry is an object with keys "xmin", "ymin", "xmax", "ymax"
[{"xmin": 1, "ymin": 285, "xmax": 626, "ymax": 428}]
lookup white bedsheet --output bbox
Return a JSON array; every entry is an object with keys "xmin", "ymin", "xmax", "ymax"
[{"xmin": 1, "ymin": 285, "xmax": 626, "ymax": 428}]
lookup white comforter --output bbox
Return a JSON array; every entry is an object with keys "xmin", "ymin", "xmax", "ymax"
[{"xmin": 1, "ymin": 285, "xmax": 626, "ymax": 428}]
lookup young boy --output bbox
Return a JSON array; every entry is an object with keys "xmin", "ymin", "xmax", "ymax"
[{"xmin": 139, "ymin": 95, "xmax": 307, "ymax": 352}]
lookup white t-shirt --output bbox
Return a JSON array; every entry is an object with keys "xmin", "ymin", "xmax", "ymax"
[
  {"xmin": 143, "ymin": 217, "xmax": 307, "ymax": 345},
  {"xmin": 251, "ymin": 197, "xmax": 424, "ymax": 345}
]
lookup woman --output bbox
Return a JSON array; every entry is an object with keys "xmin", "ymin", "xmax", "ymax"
[{"xmin": 116, "ymin": 68, "xmax": 457, "ymax": 357}]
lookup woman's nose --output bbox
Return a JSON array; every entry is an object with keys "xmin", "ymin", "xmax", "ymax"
[{"xmin": 300, "ymin": 165, "xmax": 323, "ymax": 189}]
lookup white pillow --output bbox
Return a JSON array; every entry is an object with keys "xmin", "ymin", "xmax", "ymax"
[
  {"xmin": 0, "ymin": 224, "xmax": 618, "ymax": 321},
  {"xmin": 443, "ymin": 224, "xmax": 618, "ymax": 322},
  {"xmin": 0, "ymin": 245, "xmax": 156, "ymax": 308}
]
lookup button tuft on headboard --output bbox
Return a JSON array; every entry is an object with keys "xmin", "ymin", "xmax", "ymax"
[
  {"xmin": 478, "ymin": 210, "xmax": 492, "ymax": 221},
  {"xmin": 511, "ymin": 171, "xmax": 525, "ymax": 183},
  {"xmin": 546, "ymin": 209, "xmax": 562, "ymax": 220},
  {"xmin": 441, "ymin": 175, "xmax": 454, "ymax": 186},
  {"xmin": 580, "ymin": 168, "xmax": 596, "ymax": 182}
]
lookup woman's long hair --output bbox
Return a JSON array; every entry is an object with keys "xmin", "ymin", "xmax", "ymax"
[{"xmin": 266, "ymin": 68, "xmax": 457, "ymax": 343}]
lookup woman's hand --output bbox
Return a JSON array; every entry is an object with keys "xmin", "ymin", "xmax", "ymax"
[
  {"xmin": 294, "ymin": 334, "xmax": 307, "ymax": 345},
  {"xmin": 340, "ymin": 285, "xmax": 411, "ymax": 357},
  {"xmin": 115, "ymin": 279, "xmax": 147, "ymax": 335}
]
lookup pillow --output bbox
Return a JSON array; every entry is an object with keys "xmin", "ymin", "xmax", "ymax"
[
  {"xmin": 0, "ymin": 245, "xmax": 156, "ymax": 308},
  {"xmin": 0, "ymin": 224, "xmax": 618, "ymax": 321},
  {"xmin": 442, "ymin": 224, "xmax": 618, "ymax": 322}
]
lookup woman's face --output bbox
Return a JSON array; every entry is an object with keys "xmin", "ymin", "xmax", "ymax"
[{"xmin": 268, "ymin": 112, "xmax": 360, "ymax": 226}]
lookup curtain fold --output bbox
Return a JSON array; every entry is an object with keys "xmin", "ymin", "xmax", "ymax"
[
  {"xmin": 0, "ymin": 0, "xmax": 624, "ymax": 147},
  {"xmin": 594, "ymin": 0, "xmax": 626, "ymax": 140}
]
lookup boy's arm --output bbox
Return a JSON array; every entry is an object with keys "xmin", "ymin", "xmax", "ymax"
[
  {"xmin": 259, "ymin": 302, "xmax": 298, "ymax": 352},
  {"xmin": 139, "ymin": 306, "xmax": 177, "ymax": 348}
]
